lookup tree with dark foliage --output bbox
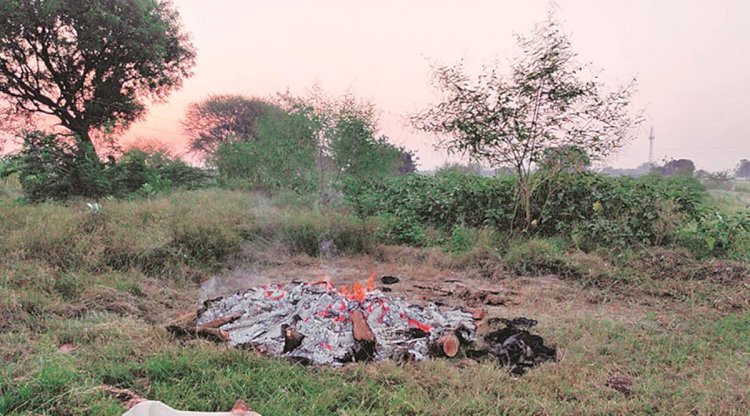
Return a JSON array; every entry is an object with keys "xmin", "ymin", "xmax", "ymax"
[
  {"xmin": 653, "ymin": 159, "xmax": 695, "ymax": 177},
  {"xmin": 735, "ymin": 159, "xmax": 750, "ymax": 179},
  {"xmin": 397, "ymin": 149, "xmax": 418, "ymax": 174},
  {"xmin": 182, "ymin": 95, "xmax": 284, "ymax": 157},
  {"xmin": 0, "ymin": 0, "xmax": 196, "ymax": 161}
]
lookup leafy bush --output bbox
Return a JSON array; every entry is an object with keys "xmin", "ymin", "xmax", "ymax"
[
  {"xmin": 347, "ymin": 172, "xmax": 517, "ymax": 229},
  {"xmin": 328, "ymin": 115, "xmax": 405, "ymax": 183},
  {"xmin": 376, "ymin": 213, "xmax": 431, "ymax": 247},
  {"xmin": 445, "ymin": 226, "xmax": 477, "ymax": 253},
  {"xmin": 6, "ymin": 131, "xmax": 111, "ymax": 202},
  {"xmin": 110, "ymin": 148, "xmax": 208, "ymax": 196},
  {"xmin": 347, "ymin": 172, "xmax": 705, "ymax": 249},
  {"xmin": 2, "ymin": 132, "xmax": 209, "ymax": 202},
  {"xmin": 536, "ymin": 173, "xmax": 704, "ymax": 247},
  {"xmin": 677, "ymin": 210, "xmax": 750, "ymax": 261},
  {"xmin": 210, "ymin": 91, "xmax": 411, "ymax": 196},
  {"xmin": 212, "ymin": 111, "xmax": 318, "ymax": 194},
  {"xmin": 504, "ymin": 239, "xmax": 568, "ymax": 276}
]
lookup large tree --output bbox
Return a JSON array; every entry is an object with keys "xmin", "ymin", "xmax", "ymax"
[
  {"xmin": 653, "ymin": 158, "xmax": 695, "ymax": 177},
  {"xmin": 182, "ymin": 94, "xmax": 283, "ymax": 157},
  {"xmin": 0, "ymin": 0, "xmax": 195, "ymax": 160},
  {"xmin": 735, "ymin": 159, "xmax": 750, "ymax": 179},
  {"xmin": 414, "ymin": 14, "xmax": 641, "ymax": 228}
]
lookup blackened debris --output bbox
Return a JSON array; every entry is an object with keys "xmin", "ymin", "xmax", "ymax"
[
  {"xmin": 381, "ymin": 275, "xmax": 400, "ymax": 285},
  {"xmin": 487, "ymin": 317, "xmax": 538, "ymax": 329},
  {"xmin": 484, "ymin": 317, "xmax": 556, "ymax": 375}
]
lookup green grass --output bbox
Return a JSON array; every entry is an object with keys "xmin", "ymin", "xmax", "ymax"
[
  {"xmin": 3, "ymin": 311, "xmax": 748, "ymax": 415},
  {"xmin": 1, "ymin": 189, "xmax": 749, "ymax": 415}
]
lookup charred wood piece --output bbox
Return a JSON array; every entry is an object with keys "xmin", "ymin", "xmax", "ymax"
[
  {"xmin": 350, "ymin": 309, "xmax": 376, "ymax": 361},
  {"xmin": 282, "ymin": 324, "xmax": 305, "ymax": 353},
  {"xmin": 435, "ymin": 333, "xmax": 460, "ymax": 357},
  {"xmin": 197, "ymin": 312, "xmax": 244, "ymax": 330},
  {"xmin": 381, "ymin": 275, "xmax": 400, "ymax": 285}
]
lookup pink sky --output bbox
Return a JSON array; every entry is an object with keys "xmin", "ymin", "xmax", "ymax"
[{"xmin": 126, "ymin": 0, "xmax": 750, "ymax": 171}]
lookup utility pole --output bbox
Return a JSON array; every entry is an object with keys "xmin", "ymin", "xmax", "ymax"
[{"xmin": 648, "ymin": 126, "xmax": 655, "ymax": 166}]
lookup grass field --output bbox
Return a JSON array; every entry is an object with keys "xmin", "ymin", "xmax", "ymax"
[{"xmin": 1, "ymin": 189, "xmax": 749, "ymax": 415}]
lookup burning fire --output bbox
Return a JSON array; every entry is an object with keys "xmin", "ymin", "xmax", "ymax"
[{"xmin": 337, "ymin": 271, "xmax": 376, "ymax": 303}]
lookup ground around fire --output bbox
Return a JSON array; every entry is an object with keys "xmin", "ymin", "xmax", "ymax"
[{"xmin": 1, "ymin": 190, "xmax": 748, "ymax": 415}]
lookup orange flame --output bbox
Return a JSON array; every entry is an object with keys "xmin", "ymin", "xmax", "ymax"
[{"xmin": 338, "ymin": 271, "xmax": 377, "ymax": 303}]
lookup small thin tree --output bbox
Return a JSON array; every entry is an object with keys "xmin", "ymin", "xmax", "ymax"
[{"xmin": 414, "ymin": 14, "xmax": 641, "ymax": 229}]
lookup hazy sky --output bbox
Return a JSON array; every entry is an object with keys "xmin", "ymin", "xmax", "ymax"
[{"xmin": 127, "ymin": 0, "xmax": 750, "ymax": 171}]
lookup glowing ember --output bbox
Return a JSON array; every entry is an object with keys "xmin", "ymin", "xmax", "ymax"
[{"xmin": 407, "ymin": 318, "xmax": 432, "ymax": 332}]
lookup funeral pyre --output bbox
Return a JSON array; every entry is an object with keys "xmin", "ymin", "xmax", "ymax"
[{"xmin": 171, "ymin": 275, "xmax": 556, "ymax": 374}]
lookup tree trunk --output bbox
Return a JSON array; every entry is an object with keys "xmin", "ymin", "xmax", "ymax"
[
  {"xmin": 74, "ymin": 129, "xmax": 102, "ymax": 164},
  {"xmin": 523, "ymin": 182, "xmax": 532, "ymax": 229},
  {"xmin": 68, "ymin": 124, "xmax": 108, "ymax": 197}
]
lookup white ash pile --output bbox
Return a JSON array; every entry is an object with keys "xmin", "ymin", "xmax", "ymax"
[
  {"xmin": 194, "ymin": 279, "xmax": 475, "ymax": 365},
  {"xmin": 172, "ymin": 275, "xmax": 556, "ymax": 373}
]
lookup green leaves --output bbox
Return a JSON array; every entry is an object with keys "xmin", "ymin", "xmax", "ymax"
[
  {"xmin": 7, "ymin": 132, "xmax": 208, "ymax": 201},
  {"xmin": 212, "ymin": 110, "xmax": 319, "ymax": 194},
  {"xmin": 346, "ymin": 171, "xmax": 713, "ymax": 252},
  {"xmin": 677, "ymin": 209, "xmax": 750, "ymax": 260}
]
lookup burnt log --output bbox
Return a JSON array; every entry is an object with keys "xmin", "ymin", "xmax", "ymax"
[
  {"xmin": 350, "ymin": 310, "xmax": 375, "ymax": 342},
  {"xmin": 282, "ymin": 324, "xmax": 305, "ymax": 353},
  {"xmin": 350, "ymin": 309, "xmax": 376, "ymax": 361},
  {"xmin": 196, "ymin": 327, "xmax": 231, "ymax": 342},
  {"xmin": 197, "ymin": 312, "xmax": 243, "ymax": 329},
  {"xmin": 436, "ymin": 333, "xmax": 460, "ymax": 358}
]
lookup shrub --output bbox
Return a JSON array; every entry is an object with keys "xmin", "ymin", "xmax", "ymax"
[
  {"xmin": 8, "ymin": 131, "xmax": 111, "ymax": 202},
  {"xmin": 376, "ymin": 213, "xmax": 431, "ymax": 247},
  {"xmin": 534, "ymin": 173, "xmax": 704, "ymax": 242},
  {"xmin": 676, "ymin": 210, "xmax": 750, "ymax": 261},
  {"xmin": 445, "ymin": 226, "xmax": 477, "ymax": 253},
  {"xmin": 109, "ymin": 149, "xmax": 208, "ymax": 196},
  {"xmin": 347, "ymin": 172, "xmax": 706, "ymax": 249},
  {"xmin": 211, "ymin": 111, "xmax": 318, "ymax": 194},
  {"xmin": 504, "ymin": 239, "xmax": 568, "ymax": 276},
  {"xmin": 347, "ymin": 172, "xmax": 517, "ymax": 229},
  {"xmin": 3, "ymin": 132, "xmax": 208, "ymax": 202}
]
